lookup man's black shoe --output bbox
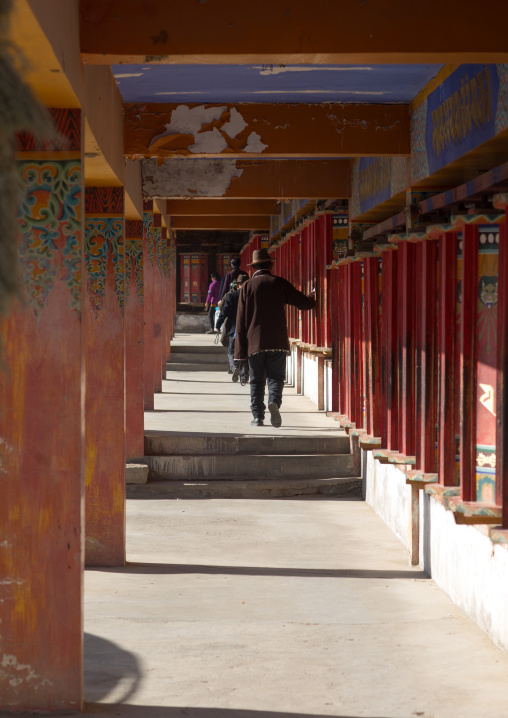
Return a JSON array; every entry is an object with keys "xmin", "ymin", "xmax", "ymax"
[
  {"xmin": 268, "ymin": 401, "xmax": 282, "ymax": 428},
  {"xmin": 251, "ymin": 417, "xmax": 264, "ymax": 426}
]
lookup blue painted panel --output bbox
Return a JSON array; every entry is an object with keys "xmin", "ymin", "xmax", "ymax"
[
  {"xmin": 425, "ymin": 65, "xmax": 500, "ymax": 174},
  {"xmin": 113, "ymin": 64, "xmax": 443, "ymax": 104}
]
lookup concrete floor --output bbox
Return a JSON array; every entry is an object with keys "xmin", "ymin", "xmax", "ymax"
[{"xmin": 83, "ymin": 334, "xmax": 508, "ymax": 718}]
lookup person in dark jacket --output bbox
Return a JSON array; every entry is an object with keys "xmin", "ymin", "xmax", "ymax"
[
  {"xmin": 235, "ymin": 248, "xmax": 316, "ymax": 427},
  {"xmin": 216, "ymin": 273, "xmax": 249, "ymax": 383},
  {"xmin": 219, "ymin": 256, "xmax": 244, "ymax": 300}
]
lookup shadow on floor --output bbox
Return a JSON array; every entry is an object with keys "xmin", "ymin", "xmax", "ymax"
[
  {"xmin": 85, "ymin": 705, "xmax": 395, "ymax": 718},
  {"xmin": 90, "ymin": 563, "xmax": 428, "ymax": 580},
  {"xmin": 85, "ymin": 633, "xmax": 142, "ymax": 704}
]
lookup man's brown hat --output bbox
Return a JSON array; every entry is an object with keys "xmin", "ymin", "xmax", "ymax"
[{"xmin": 249, "ymin": 248, "xmax": 272, "ymax": 265}]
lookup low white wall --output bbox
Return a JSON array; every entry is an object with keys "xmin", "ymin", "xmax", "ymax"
[
  {"xmin": 363, "ymin": 450, "xmax": 508, "ymax": 652},
  {"xmin": 302, "ymin": 352, "xmax": 319, "ymax": 407},
  {"xmin": 286, "ymin": 348, "xmax": 296, "ymax": 386},
  {"xmin": 324, "ymin": 361, "xmax": 333, "ymax": 413}
]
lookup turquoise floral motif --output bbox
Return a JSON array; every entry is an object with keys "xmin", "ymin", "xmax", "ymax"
[
  {"xmin": 143, "ymin": 212, "xmax": 154, "ymax": 267},
  {"xmin": 125, "ymin": 239, "xmax": 143, "ymax": 306},
  {"xmin": 18, "ymin": 160, "xmax": 82, "ymax": 316},
  {"xmin": 85, "ymin": 218, "xmax": 124, "ymax": 318}
]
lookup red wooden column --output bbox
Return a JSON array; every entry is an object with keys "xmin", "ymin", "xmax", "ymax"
[
  {"xmin": 329, "ymin": 267, "xmax": 339, "ymax": 412},
  {"xmin": 460, "ymin": 225, "xmax": 479, "ymax": 500},
  {"xmin": 84, "ymin": 187, "xmax": 126, "ymax": 567},
  {"xmin": 160, "ymin": 226, "xmax": 168, "ymax": 375},
  {"xmin": 438, "ymin": 231, "xmax": 458, "ymax": 485},
  {"xmin": 125, "ymin": 220, "xmax": 145, "ymax": 460},
  {"xmin": 398, "ymin": 242, "xmax": 416, "ymax": 456},
  {"xmin": 364, "ymin": 257, "xmax": 381, "ymax": 436},
  {"xmin": 168, "ymin": 236, "xmax": 177, "ymax": 343},
  {"xmin": 381, "ymin": 250, "xmax": 398, "ymax": 450},
  {"xmin": 337, "ymin": 265, "xmax": 347, "ymax": 416},
  {"xmin": 143, "ymin": 200, "xmax": 155, "ymax": 410},
  {"xmin": 415, "ymin": 240, "xmax": 438, "ymax": 472},
  {"xmin": 321, "ymin": 214, "xmax": 333, "ymax": 348},
  {"xmin": 343, "ymin": 264, "xmax": 352, "ymax": 419},
  {"xmin": 302, "ymin": 226, "xmax": 311, "ymax": 344},
  {"xmin": 0, "ymin": 109, "xmax": 84, "ymax": 711},
  {"xmin": 152, "ymin": 213, "xmax": 163, "ymax": 393},
  {"xmin": 496, "ymin": 216, "xmax": 508, "ymax": 525},
  {"xmin": 350, "ymin": 261, "xmax": 364, "ymax": 428}
]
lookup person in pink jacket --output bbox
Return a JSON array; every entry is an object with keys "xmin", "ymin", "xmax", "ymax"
[{"xmin": 204, "ymin": 271, "xmax": 221, "ymax": 333}]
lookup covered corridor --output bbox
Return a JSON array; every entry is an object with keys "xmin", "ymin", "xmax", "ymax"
[
  {"xmin": 82, "ymin": 350, "xmax": 508, "ymax": 717},
  {"xmin": 3, "ymin": 0, "xmax": 508, "ymax": 714}
]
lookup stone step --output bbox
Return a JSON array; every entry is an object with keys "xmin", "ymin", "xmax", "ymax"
[
  {"xmin": 171, "ymin": 344, "xmax": 225, "ymax": 355},
  {"xmin": 127, "ymin": 477, "xmax": 362, "ymax": 500},
  {"xmin": 145, "ymin": 432, "xmax": 351, "ymax": 456},
  {"xmin": 169, "ymin": 352, "xmax": 227, "ymax": 364},
  {"xmin": 145, "ymin": 453, "xmax": 358, "ymax": 481},
  {"xmin": 166, "ymin": 362, "xmax": 228, "ymax": 372}
]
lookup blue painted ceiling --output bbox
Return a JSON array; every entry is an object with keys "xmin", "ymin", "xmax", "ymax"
[{"xmin": 112, "ymin": 64, "xmax": 443, "ymax": 104}]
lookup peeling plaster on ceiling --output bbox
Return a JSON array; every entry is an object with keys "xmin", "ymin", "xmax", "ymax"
[
  {"xmin": 244, "ymin": 132, "xmax": 268, "ymax": 153},
  {"xmin": 141, "ymin": 158, "xmax": 243, "ymax": 198},
  {"xmin": 112, "ymin": 63, "xmax": 443, "ymax": 104},
  {"xmin": 148, "ymin": 105, "xmax": 268, "ymax": 155},
  {"xmin": 150, "ymin": 104, "xmax": 227, "ymax": 146}
]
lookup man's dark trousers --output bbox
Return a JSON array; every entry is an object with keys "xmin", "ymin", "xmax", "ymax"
[{"xmin": 248, "ymin": 351, "xmax": 286, "ymax": 419}]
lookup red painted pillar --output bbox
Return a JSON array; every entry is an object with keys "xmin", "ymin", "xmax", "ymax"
[
  {"xmin": 329, "ymin": 267, "xmax": 339, "ymax": 412},
  {"xmin": 168, "ymin": 237, "xmax": 177, "ymax": 342},
  {"xmin": 497, "ymin": 217, "xmax": 508, "ymax": 524},
  {"xmin": 438, "ymin": 232, "xmax": 458, "ymax": 485},
  {"xmin": 153, "ymin": 213, "xmax": 162, "ymax": 393},
  {"xmin": 160, "ymin": 226, "xmax": 168, "ymax": 377},
  {"xmin": 322, "ymin": 214, "xmax": 333, "ymax": 348},
  {"xmin": 0, "ymin": 108, "xmax": 84, "ymax": 711},
  {"xmin": 143, "ymin": 200, "xmax": 155, "ymax": 410},
  {"xmin": 364, "ymin": 257, "xmax": 381, "ymax": 436},
  {"xmin": 381, "ymin": 251, "xmax": 398, "ymax": 450},
  {"xmin": 415, "ymin": 240, "xmax": 438, "ymax": 472},
  {"xmin": 125, "ymin": 220, "xmax": 145, "ymax": 460},
  {"xmin": 338, "ymin": 265, "xmax": 347, "ymax": 416},
  {"xmin": 460, "ymin": 225, "xmax": 478, "ymax": 501},
  {"xmin": 351, "ymin": 261, "xmax": 363, "ymax": 428},
  {"xmin": 84, "ymin": 187, "xmax": 126, "ymax": 567},
  {"xmin": 398, "ymin": 242, "xmax": 416, "ymax": 456}
]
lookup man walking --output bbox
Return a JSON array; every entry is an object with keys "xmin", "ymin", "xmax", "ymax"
[{"xmin": 235, "ymin": 248, "xmax": 316, "ymax": 427}]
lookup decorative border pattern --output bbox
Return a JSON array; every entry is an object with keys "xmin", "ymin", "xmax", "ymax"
[
  {"xmin": 85, "ymin": 186, "xmax": 124, "ymax": 214},
  {"xmin": 155, "ymin": 226, "xmax": 164, "ymax": 272},
  {"xmin": 143, "ymin": 211, "xmax": 154, "ymax": 266},
  {"xmin": 125, "ymin": 239, "xmax": 143, "ymax": 306},
  {"xmin": 126, "ymin": 219, "xmax": 143, "ymax": 238},
  {"xmin": 17, "ymin": 160, "xmax": 82, "ymax": 316},
  {"xmin": 410, "ymin": 98, "xmax": 429, "ymax": 184},
  {"xmin": 85, "ymin": 218, "xmax": 124, "ymax": 318},
  {"xmin": 143, "ymin": 198, "xmax": 153, "ymax": 212},
  {"xmin": 16, "ymin": 108, "xmax": 81, "ymax": 152},
  {"xmin": 495, "ymin": 63, "xmax": 508, "ymax": 134}
]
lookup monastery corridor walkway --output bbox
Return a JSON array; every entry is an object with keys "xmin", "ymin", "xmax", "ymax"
[{"xmin": 83, "ymin": 335, "xmax": 508, "ymax": 718}]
